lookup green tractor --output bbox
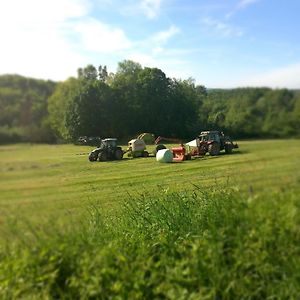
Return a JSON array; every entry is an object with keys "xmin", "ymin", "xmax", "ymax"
[{"xmin": 88, "ymin": 138, "xmax": 123, "ymax": 162}]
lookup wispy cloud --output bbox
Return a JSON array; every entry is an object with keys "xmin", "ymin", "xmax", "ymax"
[
  {"xmin": 226, "ymin": 0, "xmax": 261, "ymax": 19},
  {"xmin": 151, "ymin": 25, "xmax": 180, "ymax": 44},
  {"xmin": 140, "ymin": 0, "xmax": 162, "ymax": 19},
  {"xmin": 126, "ymin": 25, "xmax": 189, "ymax": 79},
  {"xmin": 202, "ymin": 17, "xmax": 244, "ymax": 38},
  {"xmin": 120, "ymin": 0, "xmax": 162, "ymax": 20},
  {"xmin": 237, "ymin": 62, "xmax": 300, "ymax": 88},
  {"xmin": 237, "ymin": 0, "xmax": 260, "ymax": 9},
  {"xmin": 130, "ymin": 25, "xmax": 180, "ymax": 62}
]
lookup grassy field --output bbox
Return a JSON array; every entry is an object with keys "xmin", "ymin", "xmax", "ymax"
[
  {"xmin": 1, "ymin": 140, "xmax": 299, "ymax": 224},
  {"xmin": 1, "ymin": 140, "xmax": 300, "ymax": 298}
]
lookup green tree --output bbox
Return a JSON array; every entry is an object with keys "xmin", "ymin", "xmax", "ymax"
[
  {"xmin": 48, "ymin": 78, "xmax": 80, "ymax": 140},
  {"xmin": 0, "ymin": 75, "xmax": 56, "ymax": 143},
  {"xmin": 168, "ymin": 78, "xmax": 205, "ymax": 137},
  {"xmin": 65, "ymin": 80, "xmax": 113, "ymax": 141},
  {"xmin": 98, "ymin": 65, "xmax": 108, "ymax": 82},
  {"xmin": 110, "ymin": 60, "xmax": 143, "ymax": 136},
  {"xmin": 77, "ymin": 65, "xmax": 98, "ymax": 81},
  {"xmin": 135, "ymin": 67, "xmax": 171, "ymax": 135}
]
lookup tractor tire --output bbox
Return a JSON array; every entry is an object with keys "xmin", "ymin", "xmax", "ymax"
[
  {"xmin": 153, "ymin": 144, "xmax": 166, "ymax": 155},
  {"xmin": 98, "ymin": 152, "xmax": 108, "ymax": 161},
  {"xmin": 88, "ymin": 152, "xmax": 98, "ymax": 162},
  {"xmin": 225, "ymin": 144, "xmax": 233, "ymax": 154},
  {"xmin": 208, "ymin": 143, "xmax": 220, "ymax": 156},
  {"xmin": 143, "ymin": 151, "xmax": 149, "ymax": 157},
  {"xmin": 185, "ymin": 153, "xmax": 192, "ymax": 160},
  {"xmin": 115, "ymin": 149, "xmax": 123, "ymax": 160}
]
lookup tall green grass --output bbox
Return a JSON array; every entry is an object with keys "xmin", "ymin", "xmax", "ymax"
[{"xmin": 1, "ymin": 187, "xmax": 299, "ymax": 299}]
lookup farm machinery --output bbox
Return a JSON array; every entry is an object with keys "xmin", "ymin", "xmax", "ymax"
[
  {"xmin": 125, "ymin": 139, "xmax": 149, "ymax": 158},
  {"xmin": 88, "ymin": 138, "xmax": 123, "ymax": 162},
  {"xmin": 88, "ymin": 138, "xmax": 150, "ymax": 161},
  {"xmin": 154, "ymin": 131, "xmax": 238, "ymax": 162},
  {"xmin": 88, "ymin": 131, "xmax": 238, "ymax": 162},
  {"xmin": 76, "ymin": 136, "xmax": 101, "ymax": 146},
  {"xmin": 186, "ymin": 131, "xmax": 239, "ymax": 156},
  {"xmin": 154, "ymin": 136, "xmax": 189, "ymax": 161}
]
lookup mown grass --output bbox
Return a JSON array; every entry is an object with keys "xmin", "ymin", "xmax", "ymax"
[
  {"xmin": 0, "ymin": 140, "xmax": 300, "ymax": 298},
  {"xmin": 1, "ymin": 140, "xmax": 299, "ymax": 224}
]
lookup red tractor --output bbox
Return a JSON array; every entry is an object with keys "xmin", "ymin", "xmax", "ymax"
[{"xmin": 187, "ymin": 131, "xmax": 238, "ymax": 156}]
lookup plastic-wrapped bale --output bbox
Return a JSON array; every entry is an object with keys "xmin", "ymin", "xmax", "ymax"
[{"xmin": 156, "ymin": 149, "xmax": 173, "ymax": 163}]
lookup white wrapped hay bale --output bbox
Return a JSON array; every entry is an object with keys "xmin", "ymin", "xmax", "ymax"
[{"xmin": 156, "ymin": 149, "xmax": 173, "ymax": 163}]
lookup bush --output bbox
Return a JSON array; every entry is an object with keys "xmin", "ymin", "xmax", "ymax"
[{"xmin": 0, "ymin": 126, "xmax": 23, "ymax": 144}]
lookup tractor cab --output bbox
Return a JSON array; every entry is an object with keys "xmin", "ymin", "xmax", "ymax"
[
  {"xmin": 199, "ymin": 131, "xmax": 222, "ymax": 144},
  {"xmin": 102, "ymin": 138, "xmax": 117, "ymax": 149}
]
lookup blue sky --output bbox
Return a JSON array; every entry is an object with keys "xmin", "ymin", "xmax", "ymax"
[{"xmin": 0, "ymin": 0, "xmax": 299, "ymax": 88}]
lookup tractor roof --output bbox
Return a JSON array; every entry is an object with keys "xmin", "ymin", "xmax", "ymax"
[{"xmin": 200, "ymin": 131, "xmax": 220, "ymax": 135}]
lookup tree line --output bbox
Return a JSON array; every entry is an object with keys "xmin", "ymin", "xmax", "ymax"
[
  {"xmin": 0, "ymin": 60, "xmax": 299, "ymax": 144},
  {"xmin": 0, "ymin": 75, "xmax": 56, "ymax": 143}
]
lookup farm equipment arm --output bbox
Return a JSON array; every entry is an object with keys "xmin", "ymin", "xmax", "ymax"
[{"xmin": 155, "ymin": 136, "xmax": 183, "ymax": 145}]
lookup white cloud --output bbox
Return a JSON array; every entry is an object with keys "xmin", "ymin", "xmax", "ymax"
[
  {"xmin": 74, "ymin": 19, "xmax": 132, "ymax": 52},
  {"xmin": 152, "ymin": 47, "xmax": 164, "ymax": 55},
  {"xmin": 131, "ymin": 25, "xmax": 180, "ymax": 63},
  {"xmin": 0, "ymin": 0, "xmax": 181, "ymax": 81},
  {"xmin": 0, "ymin": 0, "xmax": 90, "ymax": 80},
  {"xmin": 226, "ymin": 0, "xmax": 260, "ymax": 19},
  {"xmin": 0, "ymin": 0, "xmax": 132, "ymax": 79},
  {"xmin": 237, "ymin": 63, "xmax": 300, "ymax": 89},
  {"xmin": 140, "ymin": 0, "xmax": 162, "ymax": 19},
  {"xmin": 237, "ymin": 0, "xmax": 260, "ymax": 9},
  {"xmin": 202, "ymin": 17, "xmax": 244, "ymax": 38},
  {"xmin": 152, "ymin": 25, "xmax": 180, "ymax": 44},
  {"xmin": 0, "ymin": 0, "xmax": 89, "ymax": 25}
]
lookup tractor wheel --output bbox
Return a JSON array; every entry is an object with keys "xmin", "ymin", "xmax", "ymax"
[
  {"xmin": 143, "ymin": 151, "xmax": 149, "ymax": 157},
  {"xmin": 225, "ymin": 144, "xmax": 233, "ymax": 154},
  {"xmin": 153, "ymin": 144, "xmax": 166, "ymax": 155},
  {"xmin": 98, "ymin": 152, "xmax": 108, "ymax": 161},
  {"xmin": 208, "ymin": 143, "xmax": 220, "ymax": 156},
  {"xmin": 88, "ymin": 152, "xmax": 98, "ymax": 162},
  {"xmin": 115, "ymin": 149, "xmax": 123, "ymax": 160},
  {"xmin": 185, "ymin": 153, "xmax": 192, "ymax": 160}
]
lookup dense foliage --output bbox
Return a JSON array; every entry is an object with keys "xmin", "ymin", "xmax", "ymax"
[
  {"xmin": 1, "ymin": 62, "xmax": 299, "ymax": 144},
  {"xmin": 0, "ymin": 75, "xmax": 56, "ymax": 143},
  {"xmin": 204, "ymin": 88, "xmax": 300, "ymax": 138},
  {"xmin": 1, "ymin": 187, "xmax": 300, "ymax": 298},
  {"xmin": 47, "ymin": 62, "xmax": 205, "ymax": 142}
]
